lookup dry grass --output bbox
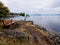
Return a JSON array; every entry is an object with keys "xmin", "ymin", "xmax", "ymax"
[
  {"xmin": 0, "ymin": 36, "xmax": 37, "ymax": 45},
  {"xmin": 0, "ymin": 22, "xmax": 4, "ymax": 31},
  {"xmin": 0, "ymin": 21, "xmax": 56, "ymax": 45}
]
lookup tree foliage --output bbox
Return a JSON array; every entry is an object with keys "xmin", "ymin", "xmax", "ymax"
[
  {"xmin": 0, "ymin": 1, "xmax": 10, "ymax": 21},
  {"xmin": 19, "ymin": 12, "xmax": 30, "ymax": 21},
  {"xmin": 19, "ymin": 12, "xmax": 25, "ymax": 16}
]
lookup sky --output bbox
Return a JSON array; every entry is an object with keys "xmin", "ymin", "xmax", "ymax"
[{"xmin": 0, "ymin": 0, "xmax": 60, "ymax": 14}]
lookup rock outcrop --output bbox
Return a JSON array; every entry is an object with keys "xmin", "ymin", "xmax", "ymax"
[{"xmin": 0, "ymin": 21, "xmax": 58, "ymax": 45}]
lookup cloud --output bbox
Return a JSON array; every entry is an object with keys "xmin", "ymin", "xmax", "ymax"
[
  {"xmin": 0, "ymin": 0, "xmax": 7, "ymax": 5},
  {"xmin": 52, "ymin": 0, "xmax": 60, "ymax": 7},
  {"xmin": 0, "ymin": 0, "xmax": 60, "ymax": 14}
]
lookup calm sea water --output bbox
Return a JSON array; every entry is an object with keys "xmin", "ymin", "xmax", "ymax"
[{"xmin": 10, "ymin": 14, "xmax": 60, "ymax": 33}]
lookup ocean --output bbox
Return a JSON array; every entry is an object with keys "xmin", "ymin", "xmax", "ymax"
[{"xmin": 10, "ymin": 14, "xmax": 60, "ymax": 33}]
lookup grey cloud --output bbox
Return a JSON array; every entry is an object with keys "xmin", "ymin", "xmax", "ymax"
[
  {"xmin": 52, "ymin": 0, "xmax": 60, "ymax": 7},
  {"xmin": 0, "ymin": 0, "xmax": 60, "ymax": 14}
]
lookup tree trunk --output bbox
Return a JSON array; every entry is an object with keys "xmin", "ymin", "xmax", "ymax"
[{"xmin": 24, "ymin": 16, "xmax": 27, "ymax": 21}]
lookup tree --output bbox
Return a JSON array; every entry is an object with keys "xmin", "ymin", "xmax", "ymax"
[
  {"xmin": 0, "ymin": 1, "xmax": 10, "ymax": 21},
  {"xmin": 24, "ymin": 14, "xmax": 29, "ymax": 21},
  {"xmin": 19, "ymin": 12, "xmax": 30, "ymax": 21}
]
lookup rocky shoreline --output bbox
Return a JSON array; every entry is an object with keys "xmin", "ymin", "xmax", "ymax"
[{"xmin": 0, "ymin": 20, "xmax": 60, "ymax": 45}]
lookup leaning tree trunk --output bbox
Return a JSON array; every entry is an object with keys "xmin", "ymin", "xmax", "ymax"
[{"xmin": 24, "ymin": 16, "xmax": 27, "ymax": 21}]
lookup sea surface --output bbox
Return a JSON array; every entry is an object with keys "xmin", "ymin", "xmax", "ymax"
[{"xmin": 10, "ymin": 14, "xmax": 60, "ymax": 33}]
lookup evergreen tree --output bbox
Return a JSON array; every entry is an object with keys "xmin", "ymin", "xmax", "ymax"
[{"xmin": 0, "ymin": 1, "xmax": 10, "ymax": 21}]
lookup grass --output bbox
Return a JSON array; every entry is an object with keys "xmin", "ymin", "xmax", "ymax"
[
  {"xmin": 0, "ymin": 22, "xmax": 4, "ymax": 31},
  {"xmin": 0, "ymin": 21, "xmax": 36, "ymax": 45},
  {"xmin": 0, "ymin": 21, "xmax": 56, "ymax": 45},
  {"xmin": 0, "ymin": 36, "xmax": 36, "ymax": 45}
]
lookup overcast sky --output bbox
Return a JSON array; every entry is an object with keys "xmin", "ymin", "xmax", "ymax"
[{"xmin": 0, "ymin": 0, "xmax": 60, "ymax": 14}]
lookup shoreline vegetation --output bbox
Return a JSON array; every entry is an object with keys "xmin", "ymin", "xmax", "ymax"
[{"xmin": 0, "ymin": 20, "xmax": 60, "ymax": 45}]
